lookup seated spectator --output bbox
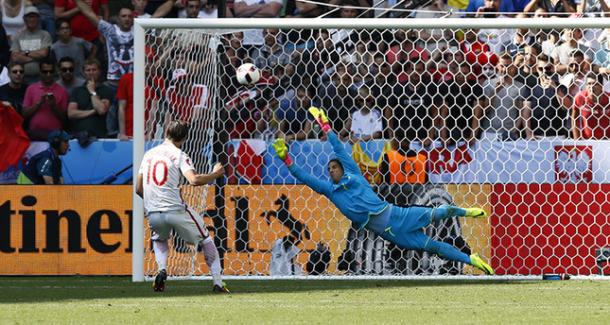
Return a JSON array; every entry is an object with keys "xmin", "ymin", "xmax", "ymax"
[
  {"xmin": 572, "ymin": 72, "xmax": 610, "ymax": 139},
  {"xmin": 21, "ymin": 59, "xmax": 68, "ymax": 140},
  {"xmin": 56, "ymin": 56, "xmax": 84, "ymax": 94},
  {"xmin": 52, "ymin": 18, "xmax": 96, "ymax": 80},
  {"xmin": 74, "ymin": 0, "xmax": 134, "ymax": 88},
  {"xmin": 17, "ymin": 130, "xmax": 70, "ymax": 185},
  {"xmin": 475, "ymin": 0, "xmax": 514, "ymax": 55},
  {"xmin": 461, "ymin": 29, "xmax": 499, "ymax": 79},
  {"xmin": 2, "ymin": 0, "xmax": 27, "ymax": 43},
  {"xmin": 165, "ymin": 68, "xmax": 210, "ymax": 123},
  {"xmin": 438, "ymin": 62, "xmax": 485, "ymax": 146},
  {"xmin": 479, "ymin": 54, "xmax": 527, "ymax": 141},
  {"xmin": 559, "ymin": 50, "xmax": 591, "ymax": 97},
  {"xmin": 341, "ymin": 88, "xmax": 383, "ymax": 142},
  {"xmin": 276, "ymin": 85, "xmax": 314, "ymax": 142},
  {"xmin": 10, "ymin": 6, "xmax": 52, "ymax": 84},
  {"xmin": 317, "ymin": 65, "xmax": 358, "ymax": 133},
  {"xmin": 67, "ymin": 59, "xmax": 113, "ymax": 138},
  {"xmin": 0, "ymin": 62, "xmax": 28, "ymax": 114},
  {"xmin": 523, "ymin": 54, "xmax": 570, "ymax": 138}
]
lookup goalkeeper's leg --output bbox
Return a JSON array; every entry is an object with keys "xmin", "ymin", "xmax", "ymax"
[
  {"xmin": 430, "ymin": 204, "xmax": 487, "ymax": 222},
  {"xmin": 407, "ymin": 232, "xmax": 494, "ymax": 275}
]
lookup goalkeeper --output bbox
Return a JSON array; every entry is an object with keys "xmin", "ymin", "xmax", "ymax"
[{"xmin": 273, "ymin": 107, "xmax": 495, "ymax": 275}]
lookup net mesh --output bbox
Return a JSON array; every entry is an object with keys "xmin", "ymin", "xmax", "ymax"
[{"xmin": 141, "ymin": 24, "xmax": 610, "ymax": 277}]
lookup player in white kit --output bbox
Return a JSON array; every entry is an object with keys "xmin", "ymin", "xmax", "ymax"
[{"xmin": 136, "ymin": 120, "xmax": 229, "ymax": 293}]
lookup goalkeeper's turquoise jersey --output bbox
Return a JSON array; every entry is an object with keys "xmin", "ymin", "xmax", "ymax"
[{"xmin": 287, "ymin": 131, "xmax": 388, "ymax": 229}]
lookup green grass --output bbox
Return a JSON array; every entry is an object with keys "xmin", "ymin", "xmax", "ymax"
[{"xmin": 1, "ymin": 277, "xmax": 609, "ymax": 324}]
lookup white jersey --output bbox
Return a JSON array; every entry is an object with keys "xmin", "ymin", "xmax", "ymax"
[{"xmin": 138, "ymin": 141, "xmax": 194, "ymax": 213}]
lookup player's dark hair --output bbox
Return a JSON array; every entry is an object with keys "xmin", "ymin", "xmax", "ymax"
[
  {"xmin": 165, "ymin": 120, "xmax": 190, "ymax": 142},
  {"xmin": 328, "ymin": 159, "xmax": 344, "ymax": 172}
]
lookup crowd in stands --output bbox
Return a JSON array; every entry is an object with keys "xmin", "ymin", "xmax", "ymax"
[{"xmin": 0, "ymin": 0, "xmax": 609, "ymax": 157}]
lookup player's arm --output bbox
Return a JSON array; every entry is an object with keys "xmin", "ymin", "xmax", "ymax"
[
  {"xmin": 273, "ymin": 139, "xmax": 331, "ymax": 196},
  {"xmin": 136, "ymin": 173, "xmax": 144, "ymax": 198},
  {"xmin": 183, "ymin": 163, "xmax": 224, "ymax": 186}
]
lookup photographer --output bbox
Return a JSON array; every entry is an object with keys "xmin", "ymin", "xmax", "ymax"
[{"xmin": 21, "ymin": 59, "xmax": 68, "ymax": 140}]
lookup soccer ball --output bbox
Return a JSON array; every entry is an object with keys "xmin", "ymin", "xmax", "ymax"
[{"xmin": 236, "ymin": 63, "xmax": 261, "ymax": 86}]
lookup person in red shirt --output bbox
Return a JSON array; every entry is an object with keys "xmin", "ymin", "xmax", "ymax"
[
  {"xmin": 572, "ymin": 72, "xmax": 610, "ymax": 140},
  {"xmin": 116, "ymin": 71, "xmax": 160, "ymax": 140},
  {"xmin": 165, "ymin": 68, "xmax": 210, "ymax": 123},
  {"xmin": 54, "ymin": 0, "xmax": 109, "ymax": 43}
]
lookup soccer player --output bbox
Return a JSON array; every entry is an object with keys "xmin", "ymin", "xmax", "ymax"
[
  {"xmin": 136, "ymin": 120, "xmax": 229, "ymax": 293},
  {"xmin": 273, "ymin": 107, "xmax": 495, "ymax": 275}
]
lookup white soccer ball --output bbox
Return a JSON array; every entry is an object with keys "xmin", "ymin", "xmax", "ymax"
[{"xmin": 236, "ymin": 63, "xmax": 261, "ymax": 86}]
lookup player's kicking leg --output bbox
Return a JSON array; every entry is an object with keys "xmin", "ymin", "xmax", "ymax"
[{"xmin": 200, "ymin": 237, "xmax": 230, "ymax": 294}]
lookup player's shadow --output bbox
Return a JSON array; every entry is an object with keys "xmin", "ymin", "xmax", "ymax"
[{"xmin": 1, "ymin": 277, "xmax": 530, "ymax": 303}]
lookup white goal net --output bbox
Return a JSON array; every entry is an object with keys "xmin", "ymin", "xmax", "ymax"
[{"xmin": 133, "ymin": 18, "xmax": 610, "ymax": 281}]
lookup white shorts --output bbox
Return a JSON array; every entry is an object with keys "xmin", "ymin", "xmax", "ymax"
[{"xmin": 147, "ymin": 207, "xmax": 209, "ymax": 245}]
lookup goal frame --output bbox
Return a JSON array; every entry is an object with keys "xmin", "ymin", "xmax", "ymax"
[{"xmin": 132, "ymin": 17, "xmax": 610, "ymax": 282}]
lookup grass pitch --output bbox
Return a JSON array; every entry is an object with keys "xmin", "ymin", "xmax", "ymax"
[{"xmin": 1, "ymin": 277, "xmax": 609, "ymax": 324}]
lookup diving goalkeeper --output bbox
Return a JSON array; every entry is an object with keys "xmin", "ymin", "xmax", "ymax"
[{"xmin": 273, "ymin": 107, "xmax": 495, "ymax": 275}]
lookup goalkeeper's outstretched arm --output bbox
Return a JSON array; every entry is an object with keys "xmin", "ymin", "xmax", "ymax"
[{"xmin": 273, "ymin": 139, "xmax": 331, "ymax": 196}]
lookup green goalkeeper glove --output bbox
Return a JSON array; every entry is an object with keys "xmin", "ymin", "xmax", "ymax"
[
  {"xmin": 273, "ymin": 138, "xmax": 292, "ymax": 166},
  {"xmin": 308, "ymin": 106, "xmax": 331, "ymax": 133}
]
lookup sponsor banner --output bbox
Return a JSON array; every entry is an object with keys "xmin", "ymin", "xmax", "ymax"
[
  {"xmin": 1, "ymin": 186, "xmax": 133, "ymax": 275},
  {"xmin": 490, "ymin": 184, "xmax": 610, "ymax": 275}
]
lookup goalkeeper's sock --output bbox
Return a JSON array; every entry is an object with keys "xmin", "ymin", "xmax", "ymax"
[
  {"xmin": 431, "ymin": 204, "xmax": 466, "ymax": 222},
  {"xmin": 423, "ymin": 238, "xmax": 471, "ymax": 264},
  {"xmin": 202, "ymin": 237, "xmax": 223, "ymax": 287},
  {"xmin": 153, "ymin": 240, "xmax": 169, "ymax": 271}
]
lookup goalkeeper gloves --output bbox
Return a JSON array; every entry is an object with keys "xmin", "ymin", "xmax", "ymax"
[
  {"xmin": 273, "ymin": 138, "xmax": 292, "ymax": 166},
  {"xmin": 308, "ymin": 106, "xmax": 331, "ymax": 133}
]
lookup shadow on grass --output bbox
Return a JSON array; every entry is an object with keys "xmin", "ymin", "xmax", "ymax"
[{"xmin": 0, "ymin": 276, "xmax": 534, "ymax": 304}]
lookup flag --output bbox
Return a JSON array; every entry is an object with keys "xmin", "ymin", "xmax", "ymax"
[
  {"xmin": 232, "ymin": 139, "xmax": 266, "ymax": 184},
  {"xmin": 0, "ymin": 102, "xmax": 30, "ymax": 172},
  {"xmin": 427, "ymin": 143, "xmax": 473, "ymax": 175}
]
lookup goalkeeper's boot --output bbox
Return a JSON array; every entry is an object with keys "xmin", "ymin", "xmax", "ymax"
[
  {"xmin": 470, "ymin": 254, "xmax": 495, "ymax": 275},
  {"xmin": 212, "ymin": 283, "xmax": 230, "ymax": 294},
  {"xmin": 464, "ymin": 207, "xmax": 487, "ymax": 218},
  {"xmin": 153, "ymin": 269, "xmax": 167, "ymax": 292}
]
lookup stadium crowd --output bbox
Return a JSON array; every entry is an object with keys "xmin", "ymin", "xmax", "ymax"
[{"xmin": 1, "ymin": 0, "xmax": 609, "ymax": 179}]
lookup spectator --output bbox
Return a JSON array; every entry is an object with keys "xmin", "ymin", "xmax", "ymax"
[
  {"xmin": 233, "ymin": 0, "xmax": 283, "ymax": 48},
  {"xmin": 1, "ymin": 0, "xmax": 26, "ymax": 43},
  {"xmin": 475, "ymin": 0, "xmax": 515, "ymax": 54},
  {"xmin": 388, "ymin": 60, "xmax": 436, "ymax": 148},
  {"xmin": 116, "ymin": 72, "xmax": 133, "ymax": 140},
  {"xmin": 132, "ymin": 0, "xmax": 151, "ymax": 18},
  {"xmin": 67, "ymin": 59, "xmax": 113, "ymax": 138},
  {"xmin": 594, "ymin": 28, "xmax": 610, "ymax": 76},
  {"xmin": 438, "ymin": 62, "xmax": 485, "ymax": 146},
  {"xmin": 22, "ymin": 59, "xmax": 68, "ymax": 140},
  {"xmin": 54, "ymin": 0, "xmax": 108, "ymax": 43},
  {"xmin": 10, "ymin": 6, "xmax": 52, "ymax": 84},
  {"xmin": 317, "ymin": 64, "xmax": 358, "ymax": 133},
  {"xmin": 251, "ymin": 28, "xmax": 291, "ymax": 74},
  {"xmin": 74, "ymin": 0, "xmax": 134, "ymax": 88},
  {"xmin": 31, "ymin": 0, "xmax": 56, "ymax": 41},
  {"xmin": 524, "ymin": 0, "xmax": 576, "ymax": 14},
  {"xmin": 523, "ymin": 54, "xmax": 569, "ymax": 138},
  {"xmin": 0, "ymin": 25, "xmax": 10, "ymax": 68},
  {"xmin": 560, "ymin": 50, "xmax": 591, "ymax": 97},
  {"xmin": 466, "ymin": 0, "xmax": 516, "ymax": 16},
  {"xmin": 480, "ymin": 54, "xmax": 527, "ymax": 141},
  {"xmin": 276, "ymin": 84, "xmax": 314, "ymax": 142},
  {"xmin": 541, "ymin": 29, "xmax": 561, "ymax": 57},
  {"xmin": 551, "ymin": 29, "xmax": 594, "ymax": 73},
  {"xmin": 56, "ymin": 56, "xmax": 84, "ymax": 94},
  {"xmin": 572, "ymin": 72, "xmax": 610, "ymax": 139},
  {"xmin": 341, "ymin": 88, "xmax": 383, "ymax": 142},
  {"xmin": 165, "ymin": 68, "xmax": 210, "ymax": 123},
  {"xmin": 51, "ymin": 18, "xmax": 96, "ymax": 80},
  {"xmin": 17, "ymin": 130, "xmax": 70, "ymax": 185},
  {"xmin": 0, "ymin": 62, "xmax": 28, "ymax": 114}
]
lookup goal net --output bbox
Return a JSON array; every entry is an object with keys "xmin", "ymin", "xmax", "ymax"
[{"xmin": 133, "ymin": 18, "xmax": 610, "ymax": 281}]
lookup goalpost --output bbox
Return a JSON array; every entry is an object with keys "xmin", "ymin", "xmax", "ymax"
[{"xmin": 133, "ymin": 18, "xmax": 610, "ymax": 282}]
